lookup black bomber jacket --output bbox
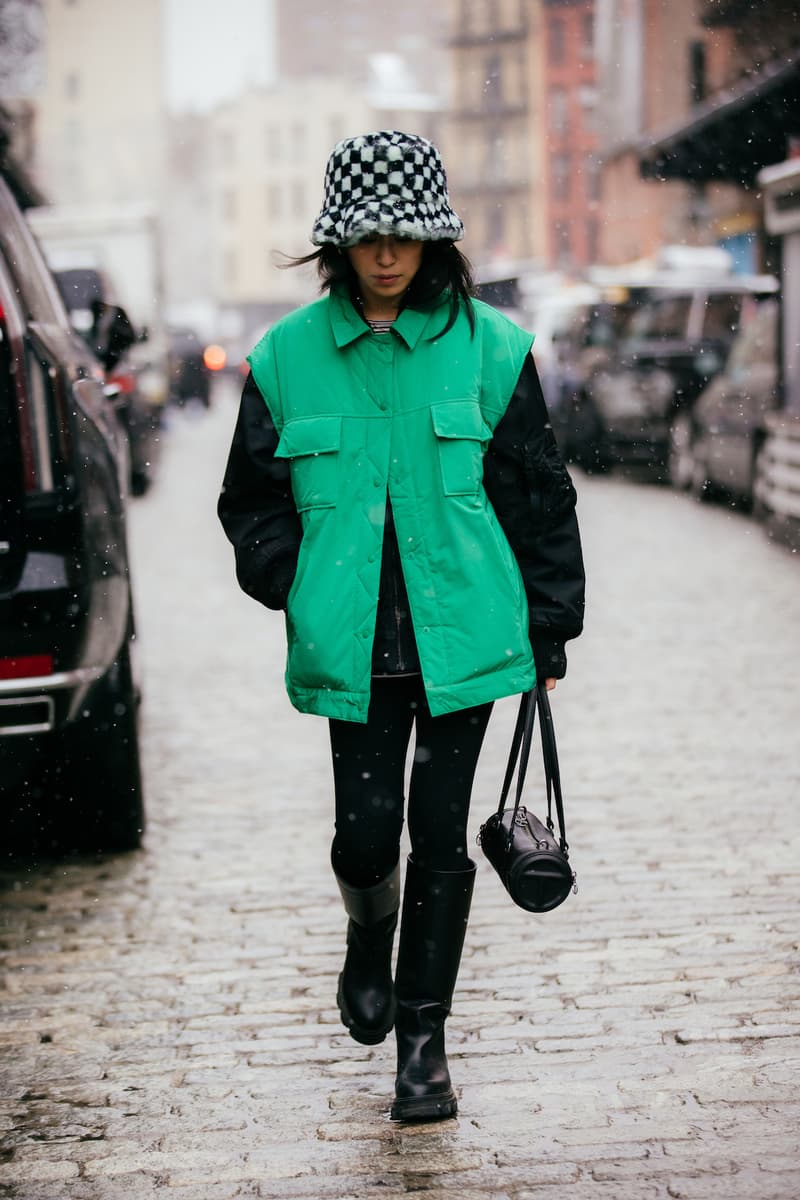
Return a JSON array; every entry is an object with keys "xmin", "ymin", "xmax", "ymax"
[{"xmin": 218, "ymin": 353, "xmax": 585, "ymax": 680}]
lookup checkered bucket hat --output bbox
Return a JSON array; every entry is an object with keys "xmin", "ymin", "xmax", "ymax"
[{"xmin": 311, "ymin": 130, "xmax": 464, "ymax": 248}]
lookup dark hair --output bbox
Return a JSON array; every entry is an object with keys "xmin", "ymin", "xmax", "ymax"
[{"xmin": 281, "ymin": 240, "xmax": 476, "ymax": 337}]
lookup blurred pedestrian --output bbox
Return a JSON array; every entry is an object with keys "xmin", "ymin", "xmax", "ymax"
[{"xmin": 218, "ymin": 130, "xmax": 585, "ymax": 1122}]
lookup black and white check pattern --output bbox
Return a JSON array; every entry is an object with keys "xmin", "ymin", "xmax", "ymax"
[{"xmin": 311, "ymin": 131, "xmax": 464, "ymax": 247}]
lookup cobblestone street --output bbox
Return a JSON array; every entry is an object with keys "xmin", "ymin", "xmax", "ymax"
[{"xmin": 1, "ymin": 379, "xmax": 799, "ymax": 1199}]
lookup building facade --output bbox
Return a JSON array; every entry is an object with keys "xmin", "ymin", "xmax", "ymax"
[
  {"xmin": 539, "ymin": 0, "xmax": 600, "ymax": 269},
  {"xmin": 35, "ymin": 0, "xmax": 166, "ymax": 209},
  {"xmin": 595, "ymin": 0, "xmax": 707, "ymax": 266},
  {"xmin": 209, "ymin": 79, "xmax": 385, "ymax": 326},
  {"xmin": 596, "ymin": 0, "xmax": 800, "ymax": 271},
  {"xmin": 275, "ymin": 0, "xmax": 446, "ymax": 95},
  {"xmin": 445, "ymin": 0, "xmax": 541, "ymax": 267}
]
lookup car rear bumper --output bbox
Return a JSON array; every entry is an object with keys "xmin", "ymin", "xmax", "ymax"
[{"xmin": 0, "ymin": 665, "xmax": 105, "ymax": 736}]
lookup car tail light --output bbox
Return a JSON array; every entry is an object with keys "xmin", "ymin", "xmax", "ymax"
[
  {"xmin": 203, "ymin": 344, "xmax": 227, "ymax": 371},
  {"xmin": 107, "ymin": 370, "xmax": 136, "ymax": 395},
  {"xmin": 0, "ymin": 654, "xmax": 55, "ymax": 680},
  {"xmin": 0, "ymin": 297, "xmax": 56, "ymax": 494}
]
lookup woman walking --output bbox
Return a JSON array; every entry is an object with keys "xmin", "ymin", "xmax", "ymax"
[{"xmin": 218, "ymin": 130, "xmax": 585, "ymax": 1122}]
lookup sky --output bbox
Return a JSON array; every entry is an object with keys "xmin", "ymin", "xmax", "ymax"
[{"xmin": 164, "ymin": 0, "xmax": 275, "ymax": 113}]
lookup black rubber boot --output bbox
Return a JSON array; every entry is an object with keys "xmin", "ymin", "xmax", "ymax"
[
  {"xmin": 334, "ymin": 860, "xmax": 401, "ymax": 1045},
  {"xmin": 391, "ymin": 856, "xmax": 476, "ymax": 1122}
]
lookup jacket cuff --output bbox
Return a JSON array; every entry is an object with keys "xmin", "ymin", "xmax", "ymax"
[
  {"xmin": 239, "ymin": 547, "xmax": 298, "ymax": 611},
  {"xmin": 529, "ymin": 628, "xmax": 568, "ymax": 680}
]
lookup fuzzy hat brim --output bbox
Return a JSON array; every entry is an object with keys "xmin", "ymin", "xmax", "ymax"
[{"xmin": 311, "ymin": 130, "xmax": 464, "ymax": 248}]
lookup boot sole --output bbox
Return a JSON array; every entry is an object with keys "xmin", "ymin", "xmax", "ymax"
[
  {"xmin": 337, "ymin": 974, "xmax": 396, "ymax": 1046},
  {"xmin": 390, "ymin": 1088, "xmax": 458, "ymax": 1122}
]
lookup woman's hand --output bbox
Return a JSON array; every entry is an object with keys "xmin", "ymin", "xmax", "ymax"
[{"xmin": 545, "ymin": 678, "xmax": 557, "ymax": 691}]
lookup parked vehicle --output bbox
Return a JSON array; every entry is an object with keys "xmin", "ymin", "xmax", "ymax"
[
  {"xmin": 26, "ymin": 204, "xmax": 168, "ymax": 459},
  {"xmin": 167, "ymin": 325, "xmax": 212, "ymax": 407},
  {"xmin": 569, "ymin": 276, "xmax": 778, "ymax": 477},
  {"xmin": 681, "ymin": 298, "xmax": 780, "ymax": 505},
  {"xmin": 0, "ymin": 174, "xmax": 145, "ymax": 853},
  {"xmin": 53, "ymin": 265, "xmax": 163, "ymax": 494},
  {"xmin": 545, "ymin": 292, "xmax": 642, "ymax": 470}
]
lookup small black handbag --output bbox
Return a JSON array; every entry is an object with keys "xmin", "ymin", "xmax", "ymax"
[{"xmin": 478, "ymin": 682, "xmax": 576, "ymax": 913}]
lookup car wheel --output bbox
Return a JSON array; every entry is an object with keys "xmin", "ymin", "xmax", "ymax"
[
  {"xmin": 667, "ymin": 411, "xmax": 695, "ymax": 491},
  {"xmin": 130, "ymin": 469, "xmax": 150, "ymax": 497},
  {"xmin": 57, "ymin": 640, "xmax": 145, "ymax": 853}
]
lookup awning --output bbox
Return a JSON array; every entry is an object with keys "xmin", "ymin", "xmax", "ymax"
[{"xmin": 639, "ymin": 53, "xmax": 800, "ymax": 186}]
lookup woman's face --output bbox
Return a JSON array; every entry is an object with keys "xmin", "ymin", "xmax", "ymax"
[{"xmin": 346, "ymin": 235, "xmax": 424, "ymax": 316}]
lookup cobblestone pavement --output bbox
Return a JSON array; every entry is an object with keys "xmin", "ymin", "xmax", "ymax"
[{"xmin": 1, "ymin": 379, "xmax": 799, "ymax": 1199}]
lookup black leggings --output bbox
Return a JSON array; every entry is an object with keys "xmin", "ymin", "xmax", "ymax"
[{"xmin": 329, "ymin": 676, "xmax": 493, "ymax": 886}]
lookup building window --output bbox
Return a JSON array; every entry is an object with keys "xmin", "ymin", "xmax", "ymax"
[
  {"xmin": 224, "ymin": 249, "xmax": 237, "ymax": 287},
  {"xmin": 578, "ymin": 86, "xmax": 598, "ymax": 133},
  {"xmin": 552, "ymin": 153, "xmax": 570, "ymax": 202},
  {"xmin": 64, "ymin": 72, "xmax": 80, "ymax": 99},
  {"xmin": 291, "ymin": 122, "xmax": 305, "ymax": 162},
  {"xmin": 266, "ymin": 125, "xmax": 280, "ymax": 161},
  {"xmin": 580, "ymin": 12, "xmax": 594, "ymax": 60},
  {"xmin": 549, "ymin": 87, "xmax": 568, "ymax": 136},
  {"xmin": 291, "ymin": 181, "xmax": 305, "ymax": 214},
  {"xmin": 586, "ymin": 217, "xmax": 599, "ymax": 264},
  {"xmin": 548, "ymin": 16, "xmax": 565, "ymax": 65},
  {"xmin": 555, "ymin": 222, "xmax": 571, "ymax": 266},
  {"xmin": 218, "ymin": 130, "xmax": 235, "ymax": 168},
  {"xmin": 222, "ymin": 189, "xmax": 236, "ymax": 221},
  {"xmin": 484, "ymin": 54, "xmax": 503, "ymax": 111},
  {"xmin": 689, "ymin": 40, "xmax": 706, "ymax": 103},
  {"xmin": 584, "ymin": 153, "xmax": 601, "ymax": 203},
  {"xmin": 487, "ymin": 203, "xmax": 505, "ymax": 252},
  {"xmin": 485, "ymin": 128, "xmax": 505, "ymax": 179},
  {"xmin": 267, "ymin": 184, "xmax": 281, "ymax": 219}
]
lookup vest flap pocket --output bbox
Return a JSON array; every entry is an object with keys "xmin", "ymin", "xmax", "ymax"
[
  {"xmin": 430, "ymin": 400, "xmax": 487, "ymax": 441},
  {"xmin": 275, "ymin": 415, "xmax": 342, "ymax": 459},
  {"xmin": 431, "ymin": 400, "xmax": 489, "ymax": 496},
  {"xmin": 275, "ymin": 416, "xmax": 341, "ymax": 511}
]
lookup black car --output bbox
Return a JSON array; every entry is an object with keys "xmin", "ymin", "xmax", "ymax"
[
  {"xmin": 0, "ymin": 174, "xmax": 145, "ymax": 853},
  {"xmin": 683, "ymin": 298, "xmax": 780, "ymax": 505},
  {"xmin": 167, "ymin": 325, "xmax": 212, "ymax": 407},
  {"xmin": 569, "ymin": 278, "xmax": 778, "ymax": 479},
  {"xmin": 53, "ymin": 265, "xmax": 162, "ymax": 495},
  {"xmin": 547, "ymin": 295, "xmax": 641, "ymax": 471}
]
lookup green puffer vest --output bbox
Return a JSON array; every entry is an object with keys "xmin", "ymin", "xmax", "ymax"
[{"xmin": 248, "ymin": 287, "xmax": 536, "ymax": 723}]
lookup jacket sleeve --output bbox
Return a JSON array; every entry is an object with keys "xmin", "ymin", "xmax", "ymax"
[
  {"xmin": 483, "ymin": 353, "xmax": 585, "ymax": 680},
  {"xmin": 217, "ymin": 372, "xmax": 302, "ymax": 610}
]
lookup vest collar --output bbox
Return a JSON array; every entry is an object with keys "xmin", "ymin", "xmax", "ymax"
[{"xmin": 328, "ymin": 286, "xmax": 448, "ymax": 351}]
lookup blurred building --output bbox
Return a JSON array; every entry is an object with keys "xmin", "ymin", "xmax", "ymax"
[
  {"xmin": 638, "ymin": 0, "xmax": 800, "ymax": 273},
  {"xmin": 161, "ymin": 113, "xmax": 215, "ymax": 334},
  {"xmin": 209, "ymin": 79, "xmax": 373, "ymax": 332},
  {"xmin": 35, "ymin": 0, "xmax": 166, "ymax": 209},
  {"xmin": 275, "ymin": 0, "xmax": 446, "ymax": 97},
  {"xmin": 597, "ymin": 0, "xmax": 800, "ymax": 271},
  {"xmin": 209, "ymin": 67, "xmax": 445, "ymax": 331},
  {"xmin": 541, "ymin": 0, "xmax": 600, "ymax": 269},
  {"xmin": 445, "ymin": 0, "xmax": 541, "ymax": 267},
  {"xmin": 444, "ymin": 0, "xmax": 599, "ymax": 273},
  {"xmin": 596, "ymin": 0, "xmax": 712, "ymax": 266}
]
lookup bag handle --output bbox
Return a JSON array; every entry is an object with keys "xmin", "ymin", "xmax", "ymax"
[{"xmin": 496, "ymin": 682, "xmax": 569, "ymax": 856}]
